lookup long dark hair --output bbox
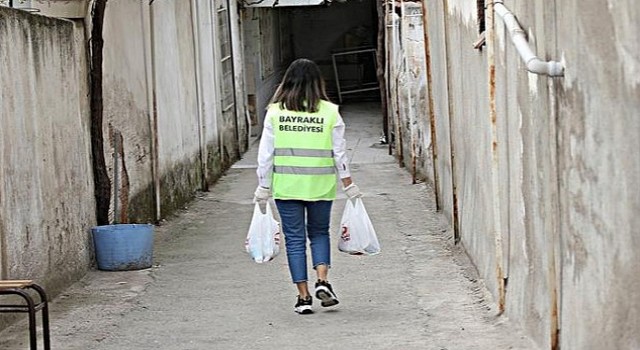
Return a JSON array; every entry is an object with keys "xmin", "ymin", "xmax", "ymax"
[{"xmin": 271, "ymin": 58, "xmax": 329, "ymax": 113}]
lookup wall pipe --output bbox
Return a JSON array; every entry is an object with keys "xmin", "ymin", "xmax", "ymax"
[
  {"xmin": 393, "ymin": 0, "xmax": 404, "ymax": 167},
  {"xmin": 190, "ymin": 0, "xmax": 208, "ymax": 190},
  {"xmin": 493, "ymin": 0, "xmax": 564, "ymax": 77},
  {"xmin": 441, "ymin": 0, "xmax": 460, "ymax": 244},
  {"xmin": 400, "ymin": 3, "xmax": 417, "ymax": 182},
  {"xmin": 420, "ymin": 0, "xmax": 440, "ymax": 205},
  {"xmin": 487, "ymin": 0, "xmax": 506, "ymax": 315},
  {"xmin": 147, "ymin": 1, "xmax": 162, "ymax": 221},
  {"xmin": 375, "ymin": 0, "xmax": 389, "ymax": 149},
  {"xmin": 384, "ymin": 2, "xmax": 393, "ymax": 156},
  {"xmin": 209, "ymin": 1, "xmax": 224, "ymax": 166}
]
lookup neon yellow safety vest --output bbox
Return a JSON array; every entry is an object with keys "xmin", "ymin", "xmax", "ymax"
[{"xmin": 269, "ymin": 100, "xmax": 339, "ymax": 200}]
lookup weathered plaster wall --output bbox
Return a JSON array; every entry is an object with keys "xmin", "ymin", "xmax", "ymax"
[
  {"xmin": 229, "ymin": 0, "xmax": 249, "ymax": 156},
  {"xmin": 102, "ymin": 0, "xmax": 155, "ymax": 222},
  {"xmin": 554, "ymin": 1, "xmax": 640, "ymax": 349},
  {"xmin": 430, "ymin": 0, "xmax": 500, "ymax": 303},
  {"xmin": 419, "ymin": 0, "xmax": 640, "ymax": 348},
  {"xmin": 102, "ymin": 0, "xmax": 248, "ymax": 220},
  {"xmin": 151, "ymin": 0, "xmax": 203, "ymax": 215},
  {"xmin": 0, "ymin": 8, "xmax": 94, "ymax": 294},
  {"xmin": 490, "ymin": 2, "xmax": 561, "ymax": 347},
  {"xmin": 194, "ymin": 0, "xmax": 225, "ymax": 181},
  {"xmin": 386, "ymin": 4, "xmax": 429, "ymax": 183},
  {"xmin": 386, "ymin": 10, "xmax": 401, "ymax": 163},
  {"xmin": 0, "ymin": 0, "xmax": 249, "ymax": 331},
  {"xmin": 423, "ymin": 0, "xmax": 455, "ymax": 228},
  {"xmin": 396, "ymin": 3, "xmax": 432, "ymax": 184}
]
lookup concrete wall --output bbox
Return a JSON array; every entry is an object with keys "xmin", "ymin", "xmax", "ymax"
[
  {"xmin": 423, "ymin": 0, "xmax": 455, "ymax": 230},
  {"xmin": 0, "ymin": 0, "xmax": 249, "ymax": 330},
  {"xmin": 492, "ymin": 2, "xmax": 559, "ymax": 346},
  {"xmin": 242, "ymin": 8, "xmax": 290, "ymax": 136},
  {"xmin": 150, "ymin": 0, "xmax": 204, "ymax": 216},
  {"xmin": 229, "ymin": 0, "xmax": 249, "ymax": 156},
  {"xmin": 439, "ymin": 0, "xmax": 500, "ymax": 303},
  {"xmin": 386, "ymin": 3, "xmax": 434, "ymax": 184},
  {"xmin": 554, "ymin": 1, "xmax": 640, "ymax": 349},
  {"xmin": 416, "ymin": 0, "xmax": 640, "ymax": 348},
  {"xmin": 102, "ymin": 0, "xmax": 155, "ymax": 222},
  {"xmin": 0, "ymin": 7, "xmax": 94, "ymax": 294},
  {"xmin": 101, "ymin": 0, "xmax": 249, "ymax": 221}
]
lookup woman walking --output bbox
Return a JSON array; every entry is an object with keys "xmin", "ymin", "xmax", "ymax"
[{"xmin": 254, "ymin": 58, "xmax": 362, "ymax": 314}]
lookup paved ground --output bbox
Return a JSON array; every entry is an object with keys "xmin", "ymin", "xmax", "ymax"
[{"xmin": 0, "ymin": 102, "xmax": 538, "ymax": 350}]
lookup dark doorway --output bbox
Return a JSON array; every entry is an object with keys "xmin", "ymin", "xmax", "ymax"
[{"xmin": 287, "ymin": 1, "xmax": 379, "ymax": 102}]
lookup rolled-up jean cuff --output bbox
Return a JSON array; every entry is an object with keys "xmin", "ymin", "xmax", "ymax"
[
  {"xmin": 292, "ymin": 279, "xmax": 307, "ymax": 284},
  {"xmin": 313, "ymin": 263, "xmax": 331, "ymax": 269}
]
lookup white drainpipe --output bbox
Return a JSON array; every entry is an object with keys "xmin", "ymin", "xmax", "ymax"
[{"xmin": 493, "ymin": 0, "xmax": 564, "ymax": 77}]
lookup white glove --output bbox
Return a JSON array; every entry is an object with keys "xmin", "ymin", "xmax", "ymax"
[
  {"xmin": 253, "ymin": 186, "xmax": 271, "ymax": 203},
  {"xmin": 343, "ymin": 183, "xmax": 362, "ymax": 199}
]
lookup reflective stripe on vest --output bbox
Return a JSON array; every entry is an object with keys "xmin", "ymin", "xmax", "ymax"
[
  {"xmin": 274, "ymin": 166, "xmax": 336, "ymax": 175},
  {"xmin": 274, "ymin": 148, "xmax": 334, "ymax": 158}
]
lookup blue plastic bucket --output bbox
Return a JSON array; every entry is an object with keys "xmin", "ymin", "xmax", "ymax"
[{"xmin": 91, "ymin": 224, "xmax": 154, "ymax": 271}]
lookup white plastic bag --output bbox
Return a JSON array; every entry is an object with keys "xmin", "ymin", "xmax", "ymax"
[
  {"xmin": 338, "ymin": 198, "xmax": 380, "ymax": 255},
  {"xmin": 245, "ymin": 202, "xmax": 281, "ymax": 263}
]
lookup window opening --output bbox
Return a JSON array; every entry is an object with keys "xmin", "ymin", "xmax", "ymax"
[
  {"xmin": 0, "ymin": 0, "xmax": 39, "ymax": 12},
  {"xmin": 474, "ymin": 0, "xmax": 486, "ymax": 49},
  {"xmin": 477, "ymin": 0, "xmax": 486, "ymax": 33},
  {"xmin": 331, "ymin": 48, "xmax": 379, "ymax": 103},
  {"xmin": 217, "ymin": 0, "xmax": 235, "ymax": 112}
]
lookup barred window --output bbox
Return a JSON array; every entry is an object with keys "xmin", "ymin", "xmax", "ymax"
[
  {"xmin": 217, "ymin": 0, "xmax": 235, "ymax": 111},
  {"xmin": 477, "ymin": 0, "xmax": 486, "ymax": 34}
]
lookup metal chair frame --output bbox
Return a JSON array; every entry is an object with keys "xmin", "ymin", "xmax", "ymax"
[{"xmin": 0, "ymin": 280, "xmax": 50, "ymax": 350}]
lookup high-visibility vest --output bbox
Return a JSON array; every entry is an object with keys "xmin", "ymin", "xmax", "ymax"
[{"xmin": 270, "ymin": 100, "xmax": 338, "ymax": 200}]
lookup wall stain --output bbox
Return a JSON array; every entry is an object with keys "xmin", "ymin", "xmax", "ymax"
[{"xmin": 108, "ymin": 125, "xmax": 130, "ymax": 224}]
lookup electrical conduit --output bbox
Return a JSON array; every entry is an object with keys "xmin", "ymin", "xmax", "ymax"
[{"xmin": 493, "ymin": 0, "xmax": 564, "ymax": 77}]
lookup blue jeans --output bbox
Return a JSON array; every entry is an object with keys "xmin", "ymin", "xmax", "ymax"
[{"xmin": 275, "ymin": 200, "xmax": 333, "ymax": 283}]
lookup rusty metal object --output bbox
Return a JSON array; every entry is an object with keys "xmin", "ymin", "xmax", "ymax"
[
  {"xmin": 486, "ymin": 0, "xmax": 506, "ymax": 315},
  {"xmin": 149, "ymin": 2, "xmax": 162, "ymax": 222},
  {"xmin": 0, "ymin": 281, "xmax": 50, "ymax": 350},
  {"xmin": 376, "ymin": 0, "xmax": 390, "ymax": 148},
  {"xmin": 421, "ymin": 0, "xmax": 440, "ymax": 205},
  {"xmin": 441, "ymin": 0, "xmax": 460, "ymax": 243},
  {"xmin": 493, "ymin": 1, "xmax": 564, "ymax": 76}
]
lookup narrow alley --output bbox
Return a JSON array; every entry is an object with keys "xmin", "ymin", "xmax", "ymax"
[
  {"xmin": 1, "ymin": 103, "xmax": 536, "ymax": 349},
  {"xmin": 2, "ymin": 0, "xmax": 639, "ymax": 349}
]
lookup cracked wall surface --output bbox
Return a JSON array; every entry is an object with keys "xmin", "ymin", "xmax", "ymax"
[
  {"xmin": 0, "ymin": 7, "xmax": 94, "ymax": 307},
  {"xmin": 413, "ymin": 1, "xmax": 640, "ymax": 348}
]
